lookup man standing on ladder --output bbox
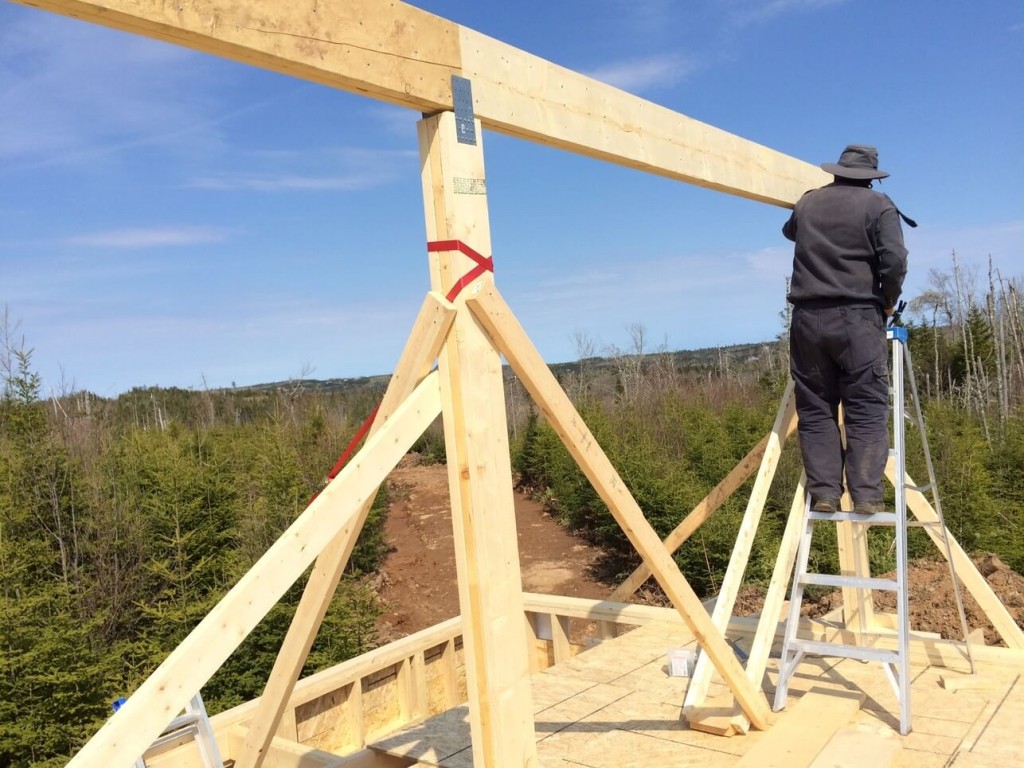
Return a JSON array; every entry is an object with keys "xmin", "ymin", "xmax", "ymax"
[{"xmin": 784, "ymin": 145, "xmax": 911, "ymax": 514}]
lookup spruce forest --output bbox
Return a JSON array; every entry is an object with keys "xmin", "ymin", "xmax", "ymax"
[{"xmin": 3, "ymin": 258, "xmax": 1024, "ymax": 766}]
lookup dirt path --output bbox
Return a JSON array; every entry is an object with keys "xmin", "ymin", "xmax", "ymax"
[
  {"xmin": 376, "ymin": 455, "xmax": 613, "ymax": 641},
  {"xmin": 375, "ymin": 455, "xmax": 1024, "ymax": 646}
]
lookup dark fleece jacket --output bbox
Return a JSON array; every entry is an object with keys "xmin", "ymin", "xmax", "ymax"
[{"xmin": 784, "ymin": 180, "xmax": 908, "ymax": 308}]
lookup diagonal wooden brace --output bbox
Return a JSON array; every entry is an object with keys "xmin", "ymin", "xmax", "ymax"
[
  {"xmin": 67, "ymin": 371, "xmax": 444, "ymax": 768},
  {"xmin": 467, "ymin": 283, "xmax": 771, "ymax": 730},
  {"xmin": 236, "ymin": 292, "xmax": 455, "ymax": 768}
]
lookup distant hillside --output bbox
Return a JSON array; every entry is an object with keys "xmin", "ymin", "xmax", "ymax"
[{"xmin": 239, "ymin": 340, "xmax": 784, "ymax": 395}]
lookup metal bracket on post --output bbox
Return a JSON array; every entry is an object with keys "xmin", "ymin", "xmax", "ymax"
[{"xmin": 451, "ymin": 75, "xmax": 476, "ymax": 145}]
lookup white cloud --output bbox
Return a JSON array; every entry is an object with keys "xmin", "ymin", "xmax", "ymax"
[
  {"xmin": 65, "ymin": 226, "xmax": 233, "ymax": 249},
  {"xmin": 904, "ymin": 220, "xmax": 1024, "ymax": 278},
  {"xmin": 725, "ymin": 0, "xmax": 849, "ymax": 27},
  {"xmin": 585, "ymin": 53, "xmax": 698, "ymax": 92},
  {"xmin": 189, "ymin": 173, "xmax": 389, "ymax": 192},
  {"xmin": 0, "ymin": 8, "xmax": 224, "ymax": 169},
  {"xmin": 186, "ymin": 148, "xmax": 418, "ymax": 192},
  {"xmin": 367, "ymin": 105, "xmax": 419, "ymax": 138}
]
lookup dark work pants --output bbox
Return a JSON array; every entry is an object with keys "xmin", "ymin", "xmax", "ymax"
[{"xmin": 790, "ymin": 303, "xmax": 890, "ymax": 503}]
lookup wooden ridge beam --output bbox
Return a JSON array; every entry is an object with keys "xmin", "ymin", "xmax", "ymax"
[{"xmin": 16, "ymin": 0, "xmax": 829, "ymax": 206}]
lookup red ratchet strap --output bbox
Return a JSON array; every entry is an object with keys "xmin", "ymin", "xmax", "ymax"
[
  {"xmin": 327, "ymin": 403, "xmax": 380, "ymax": 480},
  {"xmin": 310, "ymin": 403, "xmax": 380, "ymax": 503},
  {"xmin": 427, "ymin": 239, "xmax": 494, "ymax": 302}
]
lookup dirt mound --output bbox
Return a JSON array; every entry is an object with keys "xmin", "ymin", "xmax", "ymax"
[{"xmin": 797, "ymin": 554, "xmax": 1024, "ymax": 645}]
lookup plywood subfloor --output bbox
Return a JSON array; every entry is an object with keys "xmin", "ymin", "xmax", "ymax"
[{"xmin": 370, "ymin": 621, "xmax": 1023, "ymax": 767}]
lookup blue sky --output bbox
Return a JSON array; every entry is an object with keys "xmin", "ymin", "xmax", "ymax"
[{"xmin": 1, "ymin": 1, "xmax": 1022, "ymax": 397}]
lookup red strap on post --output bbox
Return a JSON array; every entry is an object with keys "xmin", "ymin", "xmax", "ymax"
[
  {"xmin": 427, "ymin": 239, "xmax": 495, "ymax": 302},
  {"xmin": 313, "ymin": 237, "xmax": 491, "ymax": 503}
]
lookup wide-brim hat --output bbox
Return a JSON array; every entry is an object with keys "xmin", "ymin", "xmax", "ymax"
[{"xmin": 821, "ymin": 144, "xmax": 889, "ymax": 180}]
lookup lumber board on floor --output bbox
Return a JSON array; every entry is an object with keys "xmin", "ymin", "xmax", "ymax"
[
  {"xmin": 808, "ymin": 723, "xmax": 901, "ymax": 768},
  {"xmin": 734, "ymin": 688, "xmax": 864, "ymax": 768}
]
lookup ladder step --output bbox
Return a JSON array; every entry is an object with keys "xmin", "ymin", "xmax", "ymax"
[
  {"xmin": 807, "ymin": 510, "xmax": 898, "ymax": 525},
  {"xmin": 787, "ymin": 639, "xmax": 901, "ymax": 665},
  {"xmin": 799, "ymin": 574, "xmax": 898, "ymax": 591}
]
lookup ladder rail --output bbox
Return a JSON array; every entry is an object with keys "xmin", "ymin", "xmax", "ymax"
[
  {"xmin": 900, "ymin": 339, "xmax": 975, "ymax": 673},
  {"xmin": 891, "ymin": 328, "xmax": 912, "ymax": 733},
  {"xmin": 772, "ymin": 494, "xmax": 816, "ymax": 712},
  {"xmin": 134, "ymin": 692, "xmax": 225, "ymax": 768}
]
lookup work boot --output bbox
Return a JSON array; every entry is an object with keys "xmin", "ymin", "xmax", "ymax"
[
  {"xmin": 853, "ymin": 500, "xmax": 886, "ymax": 514},
  {"xmin": 812, "ymin": 497, "xmax": 841, "ymax": 513}
]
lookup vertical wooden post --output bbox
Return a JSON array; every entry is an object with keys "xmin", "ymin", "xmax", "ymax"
[
  {"xmin": 417, "ymin": 111, "xmax": 538, "ymax": 767},
  {"xmin": 836, "ymin": 410, "xmax": 876, "ymax": 632}
]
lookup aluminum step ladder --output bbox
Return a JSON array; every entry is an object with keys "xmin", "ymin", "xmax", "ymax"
[
  {"xmin": 127, "ymin": 692, "xmax": 225, "ymax": 768},
  {"xmin": 772, "ymin": 325, "xmax": 973, "ymax": 736}
]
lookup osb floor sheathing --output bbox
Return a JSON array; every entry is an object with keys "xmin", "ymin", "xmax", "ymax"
[{"xmin": 370, "ymin": 620, "xmax": 1024, "ymax": 767}]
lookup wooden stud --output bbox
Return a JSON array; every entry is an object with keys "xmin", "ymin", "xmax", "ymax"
[
  {"xmin": 683, "ymin": 381, "xmax": 797, "ymax": 709},
  {"xmin": 439, "ymin": 638, "xmax": 460, "ymax": 709},
  {"xmin": 836, "ymin": 509, "xmax": 876, "ymax": 633},
  {"xmin": 276, "ymin": 707, "xmax": 298, "ymax": 742},
  {"xmin": 552, "ymin": 615, "xmax": 572, "ymax": 664},
  {"xmin": 238, "ymin": 293, "xmax": 455, "ymax": 768},
  {"xmin": 395, "ymin": 656, "xmax": 427, "ymax": 724},
  {"xmin": 344, "ymin": 682, "xmax": 366, "ymax": 751},
  {"xmin": 418, "ymin": 112, "xmax": 538, "ymax": 767},
  {"xmin": 65, "ymin": 372, "xmax": 443, "ymax": 768},
  {"xmin": 524, "ymin": 615, "xmax": 541, "ymax": 674},
  {"xmin": 835, "ymin": 410, "xmax": 875, "ymax": 632},
  {"xmin": 467, "ymin": 283, "xmax": 771, "ymax": 730}
]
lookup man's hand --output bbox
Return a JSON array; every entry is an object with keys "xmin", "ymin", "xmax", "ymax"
[{"xmin": 884, "ymin": 306, "xmax": 895, "ymax": 317}]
